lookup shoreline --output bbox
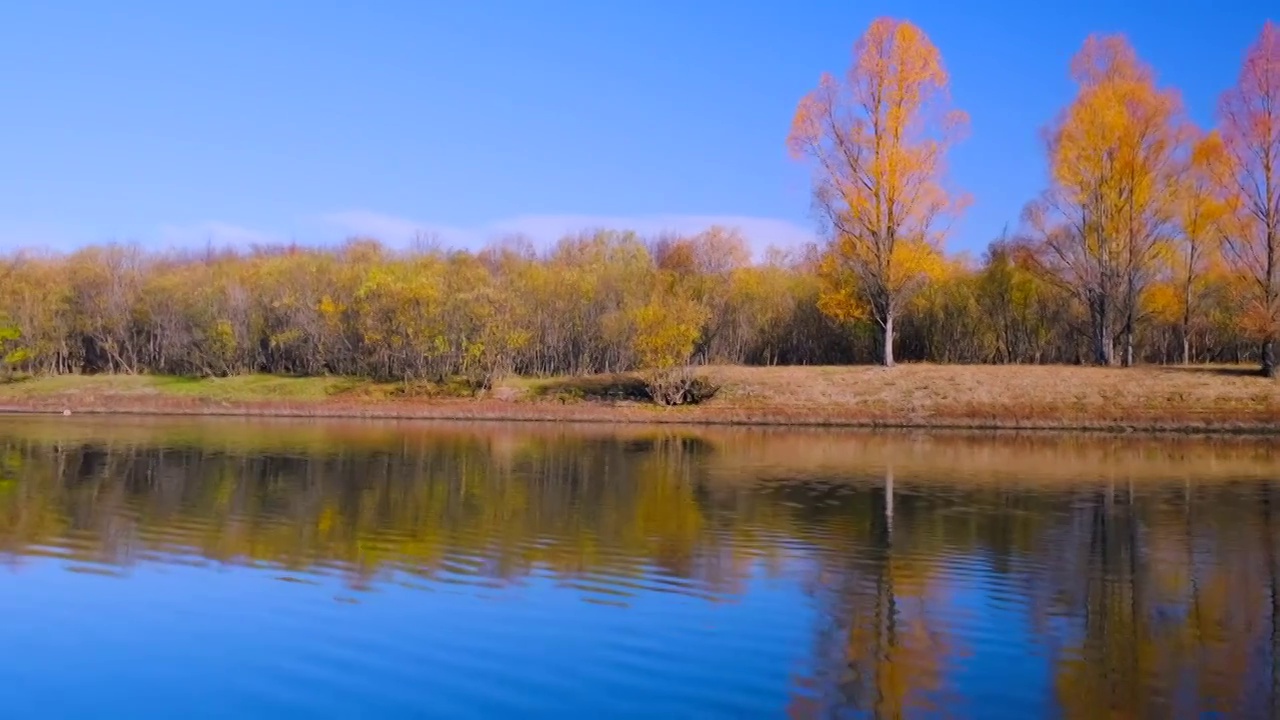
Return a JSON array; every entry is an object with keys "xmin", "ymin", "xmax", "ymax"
[
  {"xmin": 1, "ymin": 364, "xmax": 1277, "ymax": 435},
  {"xmin": 1, "ymin": 396, "xmax": 1277, "ymax": 435}
]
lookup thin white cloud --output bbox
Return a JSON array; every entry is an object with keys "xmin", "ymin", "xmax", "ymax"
[
  {"xmin": 7, "ymin": 212, "xmax": 819, "ymax": 259},
  {"xmin": 316, "ymin": 210, "xmax": 466, "ymax": 246},
  {"xmin": 317, "ymin": 210, "xmax": 818, "ymax": 259},
  {"xmin": 490, "ymin": 214, "xmax": 816, "ymax": 251}
]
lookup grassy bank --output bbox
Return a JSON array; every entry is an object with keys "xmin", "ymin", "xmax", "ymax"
[{"xmin": 0, "ymin": 364, "xmax": 1277, "ymax": 433}]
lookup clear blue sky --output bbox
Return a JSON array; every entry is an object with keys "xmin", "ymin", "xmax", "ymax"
[{"xmin": 0, "ymin": 0, "xmax": 1272, "ymax": 257}]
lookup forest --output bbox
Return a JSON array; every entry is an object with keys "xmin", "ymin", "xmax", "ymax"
[{"xmin": 0, "ymin": 19, "xmax": 1277, "ymax": 385}]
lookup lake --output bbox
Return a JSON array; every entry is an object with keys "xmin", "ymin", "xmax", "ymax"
[{"xmin": 0, "ymin": 416, "xmax": 1277, "ymax": 719}]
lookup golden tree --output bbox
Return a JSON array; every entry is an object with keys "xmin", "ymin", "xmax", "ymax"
[
  {"xmin": 1216, "ymin": 21, "xmax": 1280, "ymax": 377},
  {"xmin": 1028, "ymin": 34, "xmax": 1183, "ymax": 366},
  {"xmin": 1169, "ymin": 129, "xmax": 1228, "ymax": 363},
  {"xmin": 787, "ymin": 17, "xmax": 966, "ymax": 367},
  {"xmin": 630, "ymin": 278, "xmax": 711, "ymax": 405}
]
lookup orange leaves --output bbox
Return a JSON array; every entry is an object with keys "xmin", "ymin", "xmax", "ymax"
[
  {"xmin": 1218, "ymin": 21, "xmax": 1280, "ymax": 194},
  {"xmin": 788, "ymin": 17, "xmax": 964, "ymax": 255},
  {"xmin": 1069, "ymin": 33, "xmax": 1153, "ymax": 88},
  {"xmin": 1189, "ymin": 128, "xmax": 1228, "ymax": 170},
  {"xmin": 852, "ymin": 18, "xmax": 951, "ymax": 145},
  {"xmin": 1214, "ymin": 22, "xmax": 1280, "ymax": 371},
  {"xmin": 1031, "ymin": 32, "xmax": 1187, "ymax": 365},
  {"xmin": 651, "ymin": 226, "xmax": 750, "ymax": 278},
  {"xmin": 815, "ymin": 251, "xmax": 870, "ymax": 324},
  {"xmin": 1216, "ymin": 22, "xmax": 1280, "ymax": 242},
  {"xmin": 889, "ymin": 238, "xmax": 948, "ymax": 291},
  {"xmin": 1049, "ymin": 33, "xmax": 1183, "ymax": 214},
  {"xmin": 1020, "ymin": 22, "xmax": 1280, "ymax": 368},
  {"xmin": 788, "ymin": 17, "xmax": 965, "ymax": 363},
  {"xmin": 1141, "ymin": 281, "xmax": 1182, "ymax": 326},
  {"xmin": 1175, "ymin": 129, "xmax": 1229, "ymax": 270},
  {"xmin": 785, "ymin": 74, "xmax": 836, "ymax": 163}
]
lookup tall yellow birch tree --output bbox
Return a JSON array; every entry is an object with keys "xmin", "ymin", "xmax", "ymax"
[
  {"xmin": 1171, "ymin": 129, "xmax": 1228, "ymax": 363},
  {"xmin": 1029, "ymin": 34, "xmax": 1182, "ymax": 366},
  {"xmin": 787, "ymin": 17, "xmax": 966, "ymax": 367}
]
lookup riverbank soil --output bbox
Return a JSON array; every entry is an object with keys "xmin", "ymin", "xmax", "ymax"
[{"xmin": 0, "ymin": 364, "xmax": 1275, "ymax": 432}]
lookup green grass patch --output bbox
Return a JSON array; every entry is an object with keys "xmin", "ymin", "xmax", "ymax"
[
  {"xmin": 0, "ymin": 372, "xmax": 521, "ymax": 403},
  {"xmin": 0, "ymin": 373, "xmax": 165, "ymax": 396},
  {"xmin": 0, "ymin": 373, "xmax": 388, "ymax": 402},
  {"xmin": 151, "ymin": 374, "xmax": 354, "ymax": 401}
]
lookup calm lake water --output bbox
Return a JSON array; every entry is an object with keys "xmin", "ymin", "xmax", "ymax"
[{"xmin": 0, "ymin": 417, "xmax": 1278, "ymax": 719}]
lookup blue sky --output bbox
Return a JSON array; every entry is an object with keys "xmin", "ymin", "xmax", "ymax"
[{"xmin": 0, "ymin": 1, "xmax": 1272, "ymax": 257}]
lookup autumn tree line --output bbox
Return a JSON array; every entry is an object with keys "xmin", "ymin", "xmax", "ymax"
[
  {"xmin": 0, "ymin": 19, "xmax": 1277, "ymax": 384},
  {"xmin": 790, "ymin": 18, "xmax": 1280, "ymax": 374},
  {"xmin": 0, "ymin": 230, "xmax": 838, "ymax": 385}
]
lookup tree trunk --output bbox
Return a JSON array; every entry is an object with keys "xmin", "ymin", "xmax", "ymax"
[
  {"xmin": 1122, "ymin": 312, "xmax": 1134, "ymax": 368},
  {"xmin": 1182, "ymin": 270, "xmax": 1195, "ymax": 365},
  {"xmin": 1121, "ymin": 270, "xmax": 1136, "ymax": 367},
  {"xmin": 1267, "ymin": 234, "xmax": 1277, "ymax": 378},
  {"xmin": 882, "ymin": 312, "xmax": 895, "ymax": 368},
  {"xmin": 1091, "ymin": 296, "xmax": 1115, "ymax": 366}
]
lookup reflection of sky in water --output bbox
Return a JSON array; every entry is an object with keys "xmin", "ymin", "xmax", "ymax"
[
  {"xmin": 936, "ymin": 560, "xmax": 1058, "ymax": 719},
  {"xmin": 0, "ymin": 557, "xmax": 820, "ymax": 719},
  {"xmin": 0, "ymin": 422, "xmax": 1276, "ymax": 718}
]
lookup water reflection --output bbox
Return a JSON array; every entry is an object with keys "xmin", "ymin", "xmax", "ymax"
[{"xmin": 0, "ymin": 417, "xmax": 1277, "ymax": 718}]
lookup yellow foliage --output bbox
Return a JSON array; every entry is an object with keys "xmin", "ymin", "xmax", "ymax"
[
  {"xmin": 1031, "ymin": 32, "xmax": 1186, "ymax": 365},
  {"xmin": 1142, "ymin": 281, "xmax": 1182, "ymax": 325},
  {"xmin": 788, "ymin": 17, "xmax": 965, "ymax": 363},
  {"xmin": 318, "ymin": 295, "xmax": 342, "ymax": 321},
  {"xmin": 815, "ymin": 251, "xmax": 870, "ymax": 324},
  {"xmin": 817, "ymin": 236, "xmax": 948, "ymax": 323},
  {"xmin": 210, "ymin": 320, "xmax": 237, "ymax": 363},
  {"xmin": 631, "ymin": 291, "xmax": 708, "ymax": 371},
  {"xmin": 1050, "ymin": 34, "xmax": 1182, "ymax": 236}
]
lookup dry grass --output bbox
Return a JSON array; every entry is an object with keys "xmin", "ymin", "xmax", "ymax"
[
  {"xmin": 0, "ymin": 364, "xmax": 1277, "ymax": 433},
  {"xmin": 702, "ymin": 363, "xmax": 1280, "ymax": 429}
]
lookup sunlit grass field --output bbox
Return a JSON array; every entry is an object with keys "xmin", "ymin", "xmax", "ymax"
[{"xmin": 0, "ymin": 363, "xmax": 1275, "ymax": 432}]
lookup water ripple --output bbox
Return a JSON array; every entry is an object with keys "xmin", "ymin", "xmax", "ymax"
[{"xmin": 0, "ymin": 423, "xmax": 1277, "ymax": 718}]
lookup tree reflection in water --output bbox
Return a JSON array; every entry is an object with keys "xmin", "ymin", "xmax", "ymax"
[{"xmin": 0, "ymin": 418, "xmax": 1276, "ymax": 717}]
